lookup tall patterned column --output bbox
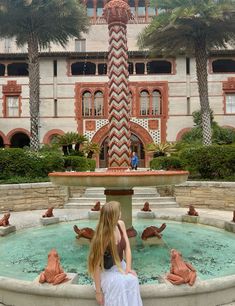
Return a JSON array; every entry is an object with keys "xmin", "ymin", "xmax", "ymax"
[{"xmin": 103, "ymin": 0, "xmax": 132, "ymax": 169}]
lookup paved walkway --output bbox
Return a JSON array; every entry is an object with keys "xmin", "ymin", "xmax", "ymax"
[{"xmin": 7, "ymin": 207, "xmax": 234, "ymax": 230}]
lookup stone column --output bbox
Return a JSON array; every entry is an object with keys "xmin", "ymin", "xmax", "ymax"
[
  {"xmin": 103, "ymin": 0, "xmax": 132, "ymax": 169},
  {"xmin": 104, "ymin": 189, "xmax": 133, "ymax": 228}
]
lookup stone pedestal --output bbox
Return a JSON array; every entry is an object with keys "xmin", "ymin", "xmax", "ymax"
[
  {"xmin": 182, "ymin": 215, "xmax": 199, "ymax": 223},
  {"xmin": 225, "ymin": 221, "xmax": 235, "ymax": 233},
  {"xmin": 75, "ymin": 237, "xmax": 92, "ymax": 245},
  {"xmin": 137, "ymin": 211, "xmax": 155, "ymax": 219},
  {"xmin": 88, "ymin": 211, "xmax": 100, "ymax": 220},
  {"xmin": 40, "ymin": 217, "xmax": 60, "ymax": 226},
  {"xmin": 142, "ymin": 236, "xmax": 165, "ymax": 246},
  {"xmin": 34, "ymin": 273, "xmax": 78, "ymax": 285},
  {"xmin": 105, "ymin": 189, "xmax": 133, "ymax": 229},
  {"xmin": 0, "ymin": 225, "xmax": 16, "ymax": 236}
]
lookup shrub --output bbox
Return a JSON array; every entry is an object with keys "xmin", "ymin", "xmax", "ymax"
[
  {"xmin": 181, "ymin": 124, "xmax": 235, "ymax": 145},
  {"xmin": 0, "ymin": 148, "xmax": 64, "ymax": 179},
  {"xmin": 64, "ymin": 156, "xmax": 96, "ymax": 171},
  {"xmin": 40, "ymin": 151, "xmax": 64, "ymax": 174},
  {"xmin": 180, "ymin": 145, "xmax": 235, "ymax": 179},
  {"xmin": 150, "ymin": 156, "xmax": 184, "ymax": 170},
  {"xmin": 0, "ymin": 148, "xmax": 43, "ymax": 178},
  {"xmin": 212, "ymin": 125, "xmax": 235, "ymax": 144}
]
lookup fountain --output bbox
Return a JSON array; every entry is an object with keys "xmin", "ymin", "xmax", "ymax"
[
  {"xmin": 49, "ymin": 0, "xmax": 188, "ymax": 231},
  {"xmin": 1, "ymin": 1, "xmax": 235, "ymax": 306}
]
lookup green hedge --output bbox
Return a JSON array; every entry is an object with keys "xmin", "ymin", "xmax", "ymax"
[
  {"xmin": 150, "ymin": 156, "xmax": 184, "ymax": 170},
  {"xmin": 63, "ymin": 156, "xmax": 96, "ymax": 171},
  {"xmin": 0, "ymin": 148, "xmax": 64, "ymax": 179},
  {"xmin": 180, "ymin": 145, "xmax": 235, "ymax": 179}
]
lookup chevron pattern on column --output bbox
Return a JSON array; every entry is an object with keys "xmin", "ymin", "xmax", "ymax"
[
  {"xmin": 107, "ymin": 23, "xmax": 131, "ymax": 168},
  {"xmin": 103, "ymin": 0, "xmax": 132, "ymax": 169}
]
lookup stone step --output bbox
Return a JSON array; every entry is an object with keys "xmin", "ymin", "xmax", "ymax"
[
  {"xmin": 83, "ymin": 193, "xmax": 160, "ymax": 198},
  {"xmin": 67, "ymin": 196, "xmax": 175, "ymax": 204},
  {"xmin": 65, "ymin": 202, "xmax": 178, "ymax": 209},
  {"xmin": 84, "ymin": 187, "xmax": 160, "ymax": 196},
  {"xmin": 66, "ymin": 186, "xmax": 178, "ymax": 209}
]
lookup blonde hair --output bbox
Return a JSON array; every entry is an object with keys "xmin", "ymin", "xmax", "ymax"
[{"xmin": 88, "ymin": 201, "xmax": 122, "ymax": 276}]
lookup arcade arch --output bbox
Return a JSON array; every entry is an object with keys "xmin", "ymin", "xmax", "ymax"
[{"xmin": 10, "ymin": 132, "xmax": 30, "ymax": 148}]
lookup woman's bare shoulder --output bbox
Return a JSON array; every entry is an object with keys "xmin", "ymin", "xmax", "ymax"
[{"xmin": 118, "ymin": 219, "xmax": 126, "ymax": 229}]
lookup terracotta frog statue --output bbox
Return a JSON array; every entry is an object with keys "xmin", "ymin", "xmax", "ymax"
[
  {"xmin": 126, "ymin": 226, "xmax": 137, "ymax": 238},
  {"xmin": 39, "ymin": 249, "xmax": 68, "ymax": 285},
  {"xmin": 141, "ymin": 202, "xmax": 152, "ymax": 212},
  {"xmin": 42, "ymin": 207, "xmax": 54, "ymax": 218},
  {"xmin": 187, "ymin": 205, "xmax": 199, "ymax": 216},
  {"xmin": 91, "ymin": 201, "xmax": 101, "ymax": 211},
  {"xmin": 167, "ymin": 249, "xmax": 197, "ymax": 286},
  {"xmin": 141, "ymin": 223, "xmax": 166, "ymax": 240},
  {"xmin": 0, "ymin": 213, "xmax": 10, "ymax": 227},
  {"xmin": 73, "ymin": 225, "xmax": 95, "ymax": 240}
]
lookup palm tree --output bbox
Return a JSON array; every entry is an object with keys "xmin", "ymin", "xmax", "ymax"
[
  {"xmin": 0, "ymin": 0, "xmax": 89, "ymax": 150},
  {"xmin": 57, "ymin": 132, "xmax": 88, "ymax": 155},
  {"xmin": 138, "ymin": 0, "xmax": 235, "ymax": 145},
  {"xmin": 145, "ymin": 142, "xmax": 176, "ymax": 157},
  {"xmin": 82, "ymin": 141, "xmax": 100, "ymax": 158}
]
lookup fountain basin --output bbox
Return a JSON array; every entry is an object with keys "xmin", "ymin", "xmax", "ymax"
[
  {"xmin": 0, "ymin": 213, "xmax": 235, "ymax": 306},
  {"xmin": 49, "ymin": 170, "xmax": 189, "ymax": 189}
]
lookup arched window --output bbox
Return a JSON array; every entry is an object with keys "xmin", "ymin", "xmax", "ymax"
[
  {"xmin": 82, "ymin": 91, "xmax": 92, "ymax": 116},
  {"xmin": 152, "ymin": 90, "xmax": 161, "ymax": 115},
  {"xmin": 94, "ymin": 91, "xmax": 104, "ymax": 116},
  {"xmin": 82, "ymin": 90, "xmax": 104, "ymax": 117},
  {"xmin": 140, "ymin": 89, "xmax": 162, "ymax": 116},
  {"xmin": 140, "ymin": 90, "xmax": 149, "ymax": 115}
]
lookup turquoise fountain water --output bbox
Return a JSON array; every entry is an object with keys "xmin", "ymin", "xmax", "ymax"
[{"xmin": 0, "ymin": 219, "xmax": 235, "ymax": 285}]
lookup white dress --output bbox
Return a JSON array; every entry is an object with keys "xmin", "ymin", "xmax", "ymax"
[{"xmin": 100, "ymin": 260, "xmax": 143, "ymax": 306}]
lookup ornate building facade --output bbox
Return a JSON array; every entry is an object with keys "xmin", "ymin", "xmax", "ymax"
[{"xmin": 0, "ymin": 1, "xmax": 234, "ymax": 167}]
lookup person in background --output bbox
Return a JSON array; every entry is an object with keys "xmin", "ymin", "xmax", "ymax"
[
  {"xmin": 131, "ymin": 152, "xmax": 139, "ymax": 170},
  {"xmin": 88, "ymin": 201, "xmax": 143, "ymax": 306}
]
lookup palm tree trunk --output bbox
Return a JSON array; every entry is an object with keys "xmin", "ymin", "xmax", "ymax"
[
  {"xmin": 28, "ymin": 34, "xmax": 40, "ymax": 151},
  {"xmin": 194, "ymin": 37, "xmax": 212, "ymax": 146}
]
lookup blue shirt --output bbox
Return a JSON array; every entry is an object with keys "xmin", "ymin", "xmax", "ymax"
[{"xmin": 131, "ymin": 155, "xmax": 139, "ymax": 167}]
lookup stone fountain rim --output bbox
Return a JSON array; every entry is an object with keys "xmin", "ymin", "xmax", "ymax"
[
  {"xmin": 0, "ymin": 213, "xmax": 235, "ymax": 303},
  {"xmin": 49, "ymin": 170, "xmax": 189, "ymax": 178},
  {"xmin": 0, "ymin": 269, "xmax": 235, "ymax": 299}
]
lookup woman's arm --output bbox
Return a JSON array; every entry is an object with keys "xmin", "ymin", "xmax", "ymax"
[
  {"xmin": 118, "ymin": 220, "xmax": 132, "ymax": 273},
  {"xmin": 93, "ymin": 266, "xmax": 104, "ymax": 305}
]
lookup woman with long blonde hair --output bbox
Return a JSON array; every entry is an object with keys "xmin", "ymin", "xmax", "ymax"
[{"xmin": 88, "ymin": 201, "xmax": 142, "ymax": 306}]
